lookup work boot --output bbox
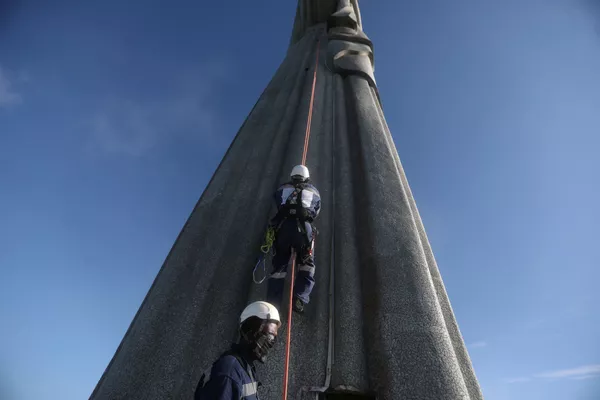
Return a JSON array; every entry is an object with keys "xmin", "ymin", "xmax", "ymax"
[{"xmin": 293, "ymin": 297, "xmax": 305, "ymax": 313}]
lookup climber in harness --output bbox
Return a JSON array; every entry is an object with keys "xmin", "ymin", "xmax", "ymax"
[
  {"xmin": 194, "ymin": 301, "xmax": 281, "ymax": 400},
  {"xmin": 266, "ymin": 164, "xmax": 321, "ymax": 314}
]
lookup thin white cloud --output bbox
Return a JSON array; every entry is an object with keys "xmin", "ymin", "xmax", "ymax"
[
  {"xmin": 535, "ymin": 364, "xmax": 600, "ymax": 380},
  {"xmin": 90, "ymin": 61, "xmax": 228, "ymax": 156},
  {"xmin": 571, "ymin": 375, "xmax": 600, "ymax": 381},
  {"xmin": 506, "ymin": 377, "xmax": 531, "ymax": 384},
  {"xmin": 0, "ymin": 65, "xmax": 22, "ymax": 107},
  {"xmin": 503, "ymin": 364, "xmax": 600, "ymax": 385},
  {"xmin": 468, "ymin": 341, "xmax": 488, "ymax": 349}
]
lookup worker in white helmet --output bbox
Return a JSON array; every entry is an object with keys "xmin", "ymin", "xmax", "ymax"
[
  {"xmin": 194, "ymin": 301, "xmax": 281, "ymax": 400},
  {"xmin": 267, "ymin": 164, "xmax": 321, "ymax": 313}
]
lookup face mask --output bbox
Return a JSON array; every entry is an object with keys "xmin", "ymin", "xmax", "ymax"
[{"xmin": 252, "ymin": 331, "xmax": 276, "ymax": 363}]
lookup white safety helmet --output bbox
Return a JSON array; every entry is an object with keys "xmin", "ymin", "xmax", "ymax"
[
  {"xmin": 290, "ymin": 165, "xmax": 310, "ymax": 181},
  {"xmin": 240, "ymin": 301, "xmax": 281, "ymax": 328}
]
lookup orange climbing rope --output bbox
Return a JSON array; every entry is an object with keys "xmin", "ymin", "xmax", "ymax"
[
  {"xmin": 282, "ymin": 39, "xmax": 321, "ymax": 400},
  {"xmin": 301, "ymin": 39, "xmax": 321, "ymax": 166},
  {"xmin": 282, "ymin": 253, "xmax": 296, "ymax": 400}
]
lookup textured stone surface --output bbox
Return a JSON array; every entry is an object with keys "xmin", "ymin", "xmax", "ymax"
[{"xmin": 91, "ymin": 1, "xmax": 482, "ymax": 399}]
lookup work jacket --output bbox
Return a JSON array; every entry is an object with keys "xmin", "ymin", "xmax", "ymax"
[{"xmin": 194, "ymin": 345, "xmax": 260, "ymax": 400}]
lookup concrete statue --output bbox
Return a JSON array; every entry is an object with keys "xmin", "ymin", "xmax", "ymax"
[{"xmin": 91, "ymin": 1, "xmax": 483, "ymax": 399}]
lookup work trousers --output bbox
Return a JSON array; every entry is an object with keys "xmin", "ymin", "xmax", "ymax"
[{"xmin": 266, "ymin": 219, "xmax": 315, "ymax": 308}]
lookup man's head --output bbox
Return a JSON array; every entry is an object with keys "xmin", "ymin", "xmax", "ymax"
[
  {"xmin": 238, "ymin": 301, "xmax": 281, "ymax": 363},
  {"xmin": 290, "ymin": 165, "xmax": 310, "ymax": 183}
]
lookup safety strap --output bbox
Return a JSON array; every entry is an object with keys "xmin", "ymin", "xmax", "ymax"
[
  {"xmin": 283, "ymin": 185, "xmax": 314, "ymax": 250},
  {"xmin": 285, "ymin": 185, "xmax": 302, "ymax": 205},
  {"xmin": 284, "ymin": 185, "xmax": 304, "ymax": 219},
  {"xmin": 271, "ymin": 184, "xmax": 307, "ymax": 231}
]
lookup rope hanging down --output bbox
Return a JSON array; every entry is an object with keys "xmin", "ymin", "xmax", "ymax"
[
  {"xmin": 282, "ymin": 253, "xmax": 296, "ymax": 400},
  {"xmin": 301, "ymin": 39, "xmax": 321, "ymax": 165},
  {"xmin": 282, "ymin": 38, "xmax": 321, "ymax": 400}
]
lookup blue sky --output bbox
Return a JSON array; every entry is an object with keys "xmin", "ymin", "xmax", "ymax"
[{"xmin": 1, "ymin": 0, "xmax": 599, "ymax": 399}]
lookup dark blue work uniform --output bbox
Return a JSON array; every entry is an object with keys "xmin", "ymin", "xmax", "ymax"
[
  {"xmin": 195, "ymin": 346, "xmax": 259, "ymax": 400},
  {"xmin": 266, "ymin": 181, "xmax": 321, "ymax": 307}
]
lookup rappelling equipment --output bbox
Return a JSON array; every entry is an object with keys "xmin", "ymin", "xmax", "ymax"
[
  {"xmin": 261, "ymin": 226, "xmax": 276, "ymax": 254},
  {"xmin": 253, "ymin": 226, "xmax": 277, "ymax": 284}
]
